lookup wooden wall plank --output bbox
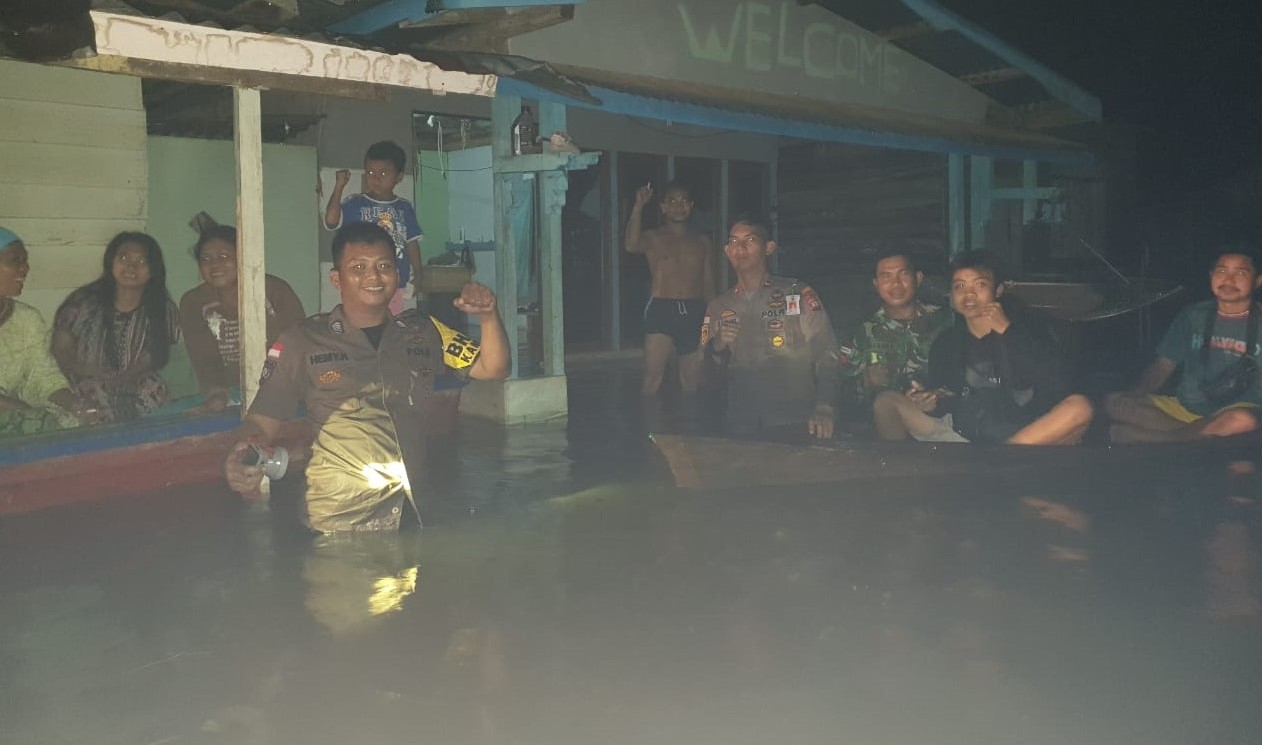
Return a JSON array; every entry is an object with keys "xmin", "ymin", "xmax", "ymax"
[
  {"xmin": 4, "ymin": 218, "xmax": 143, "ymax": 250},
  {"xmin": 0, "ymin": 99, "xmax": 147, "ymax": 149},
  {"xmin": 0, "ymin": 142, "xmax": 147, "ymax": 189},
  {"xmin": 0, "ymin": 59, "xmax": 143, "ymax": 110},
  {"xmin": 0, "ymin": 184, "xmax": 147, "ymax": 220},
  {"xmin": 22, "ymin": 246, "xmax": 110, "ymax": 290}
]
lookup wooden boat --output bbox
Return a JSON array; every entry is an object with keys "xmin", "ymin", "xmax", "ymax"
[
  {"xmin": 650, "ymin": 432, "xmax": 1262, "ymax": 490},
  {"xmin": 0, "ymin": 411, "xmax": 313, "ymax": 517}
]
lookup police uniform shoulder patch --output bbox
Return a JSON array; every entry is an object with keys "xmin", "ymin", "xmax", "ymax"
[{"xmin": 330, "ymin": 319, "xmax": 345, "ymax": 334}]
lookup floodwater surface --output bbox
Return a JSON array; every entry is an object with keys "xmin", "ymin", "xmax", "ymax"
[{"xmin": 2, "ymin": 367, "xmax": 1260, "ymax": 745}]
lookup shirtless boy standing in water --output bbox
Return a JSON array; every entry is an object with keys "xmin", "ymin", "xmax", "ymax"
[{"xmin": 625, "ymin": 182, "xmax": 714, "ymax": 396}]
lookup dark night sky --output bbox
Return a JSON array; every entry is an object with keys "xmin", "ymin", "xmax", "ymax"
[
  {"xmin": 937, "ymin": 0, "xmax": 1262, "ymax": 272},
  {"xmin": 946, "ymin": 0, "xmax": 1262, "ymax": 190}
]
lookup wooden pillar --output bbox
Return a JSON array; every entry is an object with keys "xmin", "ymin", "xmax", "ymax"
[
  {"xmin": 233, "ymin": 86, "xmax": 266, "ymax": 412},
  {"xmin": 607, "ymin": 150, "xmax": 621, "ymax": 350},
  {"xmin": 768, "ymin": 151, "xmax": 780, "ymax": 274},
  {"xmin": 491, "ymin": 95, "xmax": 522, "ymax": 378},
  {"xmin": 969, "ymin": 155, "xmax": 992, "ymax": 251},
  {"xmin": 1022, "ymin": 160, "xmax": 1039, "ymax": 224},
  {"xmin": 718, "ymin": 159, "xmax": 730, "ymax": 290},
  {"xmin": 948, "ymin": 153, "xmax": 966, "ymax": 258},
  {"xmin": 538, "ymin": 101, "xmax": 567, "ymax": 376}
]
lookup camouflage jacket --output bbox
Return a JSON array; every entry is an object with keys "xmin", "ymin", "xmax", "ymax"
[{"xmin": 838, "ymin": 302, "xmax": 952, "ymax": 402}]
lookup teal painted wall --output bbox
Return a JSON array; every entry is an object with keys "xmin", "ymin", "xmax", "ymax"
[
  {"xmin": 416, "ymin": 150, "xmax": 451, "ymax": 260},
  {"xmin": 146, "ymin": 136, "xmax": 320, "ymax": 398}
]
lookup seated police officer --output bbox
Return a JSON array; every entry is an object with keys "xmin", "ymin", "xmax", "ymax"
[{"xmin": 224, "ymin": 223, "xmax": 510, "ymax": 532}]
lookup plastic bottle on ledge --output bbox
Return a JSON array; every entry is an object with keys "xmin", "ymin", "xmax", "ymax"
[{"xmin": 512, "ymin": 105, "xmax": 541, "ymax": 156}]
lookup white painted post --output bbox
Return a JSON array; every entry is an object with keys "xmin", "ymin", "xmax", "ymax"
[
  {"xmin": 234, "ymin": 86, "xmax": 266, "ymax": 413},
  {"xmin": 608, "ymin": 151, "xmax": 621, "ymax": 350}
]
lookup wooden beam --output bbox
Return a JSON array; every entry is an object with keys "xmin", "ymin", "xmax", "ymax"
[
  {"xmin": 876, "ymin": 21, "xmax": 934, "ymax": 42},
  {"xmin": 234, "ymin": 86, "xmax": 266, "ymax": 414},
  {"xmin": 957, "ymin": 67, "xmax": 1024, "ymax": 87},
  {"xmin": 399, "ymin": 8, "xmax": 503, "ymax": 28},
  {"xmin": 425, "ymin": 6, "xmax": 573, "ymax": 51},
  {"xmin": 65, "ymin": 55, "xmax": 393, "ymax": 101},
  {"xmin": 81, "ymin": 11, "xmax": 495, "ymax": 98},
  {"xmin": 1013, "ymin": 101, "xmax": 1091, "ymax": 131}
]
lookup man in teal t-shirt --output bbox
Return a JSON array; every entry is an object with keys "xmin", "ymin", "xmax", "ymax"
[{"xmin": 1106, "ymin": 247, "xmax": 1262, "ymax": 442}]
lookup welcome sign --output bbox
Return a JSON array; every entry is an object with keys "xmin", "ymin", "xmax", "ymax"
[{"xmin": 510, "ymin": 0, "xmax": 990, "ymax": 124}]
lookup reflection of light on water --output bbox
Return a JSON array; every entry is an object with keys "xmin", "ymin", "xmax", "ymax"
[
  {"xmin": 369, "ymin": 566, "xmax": 419, "ymax": 617},
  {"xmin": 359, "ymin": 461, "xmax": 411, "ymax": 493}
]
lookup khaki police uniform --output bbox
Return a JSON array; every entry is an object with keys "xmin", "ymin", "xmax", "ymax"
[
  {"xmin": 701, "ymin": 276, "xmax": 837, "ymax": 433},
  {"xmin": 250, "ymin": 306, "xmax": 479, "ymax": 532}
]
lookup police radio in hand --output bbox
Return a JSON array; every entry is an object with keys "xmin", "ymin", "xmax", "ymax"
[{"xmin": 242, "ymin": 443, "xmax": 289, "ymax": 480}]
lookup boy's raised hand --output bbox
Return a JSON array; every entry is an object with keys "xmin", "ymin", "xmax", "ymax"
[
  {"xmin": 633, "ymin": 184, "xmax": 653, "ymax": 209},
  {"xmin": 333, "ymin": 169, "xmax": 351, "ymax": 189}
]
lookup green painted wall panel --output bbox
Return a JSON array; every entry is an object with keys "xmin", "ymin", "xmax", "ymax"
[{"xmin": 416, "ymin": 150, "xmax": 451, "ymax": 260}]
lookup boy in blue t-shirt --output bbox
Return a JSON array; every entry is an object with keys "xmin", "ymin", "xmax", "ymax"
[{"xmin": 323, "ymin": 140, "xmax": 423, "ymax": 315}]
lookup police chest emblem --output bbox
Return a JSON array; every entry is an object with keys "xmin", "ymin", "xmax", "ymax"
[
  {"xmin": 770, "ymin": 334, "xmax": 786, "ymax": 349},
  {"xmin": 319, "ymin": 369, "xmax": 343, "ymax": 385},
  {"xmin": 766, "ymin": 319, "xmax": 784, "ymax": 331},
  {"xmin": 770, "ymin": 288, "xmax": 785, "ymax": 301},
  {"xmin": 330, "ymin": 320, "xmax": 345, "ymax": 334},
  {"xmin": 720, "ymin": 309, "xmax": 737, "ymax": 321}
]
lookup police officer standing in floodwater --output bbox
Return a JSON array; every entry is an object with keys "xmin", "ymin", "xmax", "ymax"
[
  {"xmin": 700, "ymin": 215, "xmax": 838, "ymax": 440},
  {"xmin": 224, "ymin": 223, "xmax": 510, "ymax": 532}
]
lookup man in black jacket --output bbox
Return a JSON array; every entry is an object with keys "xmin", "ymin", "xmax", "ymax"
[{"xmin": 871, "ymin": 251, "xmax": 1093, "ymax": 445}]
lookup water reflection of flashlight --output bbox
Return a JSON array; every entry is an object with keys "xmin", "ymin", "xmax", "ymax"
[{"xmin": 242, "ymin": 443, "xmax": 289, "ymax": 480}]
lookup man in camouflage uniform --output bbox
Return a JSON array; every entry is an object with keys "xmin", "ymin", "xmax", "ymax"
[
  {"xmin": 700, "ymin": 216, "xmax": 837, "ymax": 440},
  {"xmin": 224, "ymin": 223, "xmax": 510, "ymax": 533},
  {"xmin": 838, "ymin": 249, "xmax": 951, "ymax": 438}
]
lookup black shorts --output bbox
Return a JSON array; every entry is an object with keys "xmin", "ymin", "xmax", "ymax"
[{"xmin": 644, "ymin": 298, "xmax": 707, "ymax": 355}]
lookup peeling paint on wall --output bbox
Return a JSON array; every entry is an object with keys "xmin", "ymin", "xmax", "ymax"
[{"xmin": 89, "ymin": 11, "xmax": 497, "ymax": 97}]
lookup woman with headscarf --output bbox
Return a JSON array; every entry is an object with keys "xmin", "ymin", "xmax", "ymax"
[
  {"xmin": 0, "ymin": 227, "xmax": 100, "ymax": 436},
  {"xmin": 52, "ymin": 231, "xmax": 181, "ymax": 422},
  {"xmin": 180, "ymin": 224, "xmax": 304, "ymax": 412}
]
